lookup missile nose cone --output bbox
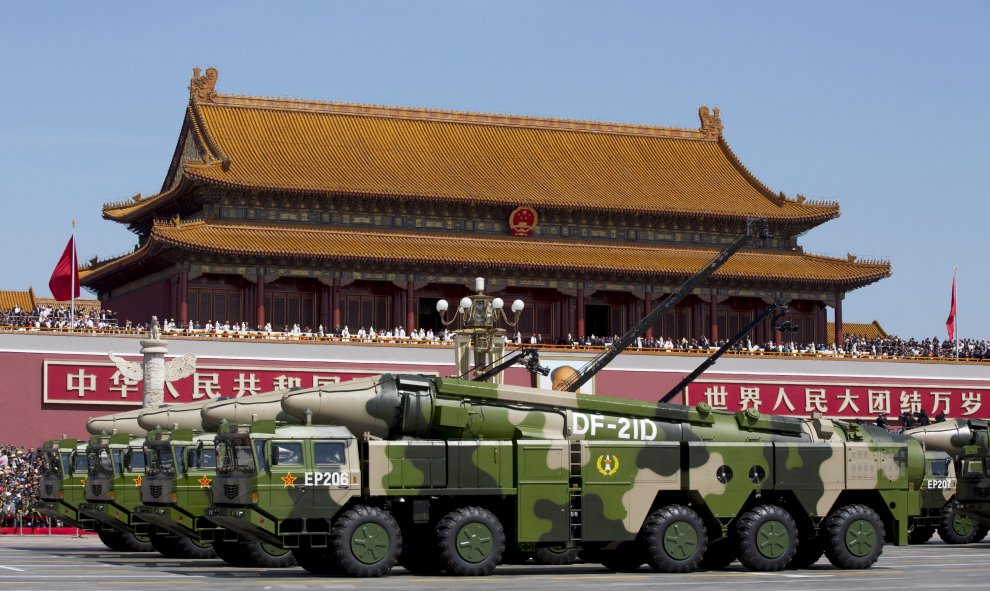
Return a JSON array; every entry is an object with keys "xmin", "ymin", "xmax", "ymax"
[
  {"xmin": 87, "ymin": 408, "xmax": 148, "ymax": 437},
  {"xmin": 281, "ymin": 374, "xmax": 403, "ymax": 438},
  {"xmin": 200, "ymin": 390, "xmax": 298, "ymax": 430},
  {"xmin": 137, "ymin": 399, "xmax": 214, "ymax": 431}
]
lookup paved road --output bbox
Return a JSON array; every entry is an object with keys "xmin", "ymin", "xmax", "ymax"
[{"xmin": 1, "ymin": 535, "xmax": 988, "ymax": 591}]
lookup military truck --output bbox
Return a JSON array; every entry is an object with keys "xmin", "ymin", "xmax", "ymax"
[
  {"xmin": 133, "ymin": 393, "xmax": 297, "ymax": 566},
  {"xmin": 906, "ymin": 419, "xmax": 990, "ymax": 544},
  {"xmin": 204, "ymin": 373, "xmax": 926, "ymax": 577}
]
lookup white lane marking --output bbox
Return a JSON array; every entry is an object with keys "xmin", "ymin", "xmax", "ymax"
[{"xmin": 0, "ymin": 566, "xmax": 25, "ymax": 572}]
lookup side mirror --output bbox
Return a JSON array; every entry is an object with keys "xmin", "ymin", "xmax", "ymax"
[
  {"xmin": 186, "ymin": 448, "xmax": 198, "ymax": 470},
  {"xmin": 270, "ymin": 445, "xmax": 279, "ymax": 467},
  {"xmin": 68, "ymin": 451, "xmax": 76, "ymax": 475},
  {"xmin": 122, "ymin": 449, "xmax": 132, "ymax": 471}
]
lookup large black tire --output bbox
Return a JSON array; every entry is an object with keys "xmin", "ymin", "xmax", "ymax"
[
  {"xmin": 242, "ymin": 539, "xmax": 297, "ymax": 568},
  {"xmin": 642, "ymin": 505, "xmax": 708, "ymax": 573},
  {"xmin": 599, "ymin": 542, "xmax": 644, "ymax": 572},
  {"xmin": 939, "ymin": 504, "xmax": 981, "ymax": 544},
  {"xmin": 823, "ymin": 504, "xmax": 885, "ymax": 569},
  {"xmin": 975, "ymin": 524, "xmax": 989, "ymax": 542},
  {"xmin": 330, "ymin": 505, "xmax": 401, "ymax": 577},
  {"xmin": 908, "ymin": 525, "xmax": 936, "ymax": 545},
  {"xmin": 98, "ymin": 529, "xmax": 131, "ymax": 552},
  {"xmin": 787, "ymin": 536, "xmax": 825, "ymax": 569},
  {"xmin": 102, "ymin": 529, "xmax": 154, "ymax": 552},
  {"xmin": 292, "ymin": 546, "xmax": 338, "ymax": 575},
  {"xmin": 213, "ymin": 539, "xmax": 252, "ymax": 567},
  {"xmin": 699, "ymin": 537, "xmax": 737, "ymax": 570},
  {"xmin": 148, "ymin": 531, "xmax": 216, "ymax": 559},
  {"xmin": 533, "ymin": 546, "xmax": 580, "ymax": 565},
  {"xmin": 736, "ymin": 505, "xmax": 798, "ymax": 572},
  {"xmin": 436, "ymin": 506, "xmax": 505, "ymax": 576}
]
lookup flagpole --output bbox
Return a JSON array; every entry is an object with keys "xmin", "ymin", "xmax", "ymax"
[
  {"xmin": 71, "ymin": 220, "xmax": 75, "ymax": 332},
  {"xmin": 955, "ymin": 267, "xmax": 959, "ymax": 360}
]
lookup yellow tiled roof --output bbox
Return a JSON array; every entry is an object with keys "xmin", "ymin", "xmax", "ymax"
[
  {"xmin": 828, "ymin": 321, "xmax": 888, "ymax": 342},
  {"xmin": 0, "ymin": 289, "xmax": 35, "ymax": 312},
  {"xmin": 104, "ymin": 70, "xmax": 839, "ymax": 224},
  {"xmin": 82, "ymin": 220, "xmax": 890, "ymax": 289}
]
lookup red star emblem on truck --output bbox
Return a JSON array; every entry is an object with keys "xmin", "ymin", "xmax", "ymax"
[
  {"xmin": 281, "ymin": 473, "xmax": 297, "ymax": 488},
  {"xmin": 198, "ymin": 476, "xmax": 212, "ymax": 488},
  {"xmin": 133, "ymin": 475, "xmax": 143, "ymax": 487}
]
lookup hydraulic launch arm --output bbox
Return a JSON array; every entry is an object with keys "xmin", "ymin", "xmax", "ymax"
[{"xmin": 560, "ymin": 218, "xmax": 769, "ymax": 393}]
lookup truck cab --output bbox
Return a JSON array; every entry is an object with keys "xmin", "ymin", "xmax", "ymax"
[
  {"xmin": 78, "ymin": 432, "xmax": 152, "ymax": 549},
  {"xmin": 953, "ymin": 447, "xmax": 990, "ymax": 536},
  {"xmin": 35, "ymin": 438, "xmax": 94, "ymax": 530}
]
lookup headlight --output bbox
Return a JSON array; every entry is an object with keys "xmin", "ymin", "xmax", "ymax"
[
  {"xmin": 108, "ymin": 491, "xmax": 115, "ymax": 500},
  {"xmin": 169, "ymin": 492, "xmax": 178, "ymax": 502},
  {"xmin": 248, "ymin": 492, "xmax": 259, "ymax": 504},
  {"xmin": 58, "ymin": 491, "xmax": 64, "ymax": 499}
]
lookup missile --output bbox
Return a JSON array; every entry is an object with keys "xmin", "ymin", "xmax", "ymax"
[
  {"xmin": 137, "ymin": 399, "xmax": 218, "ymax": 432},
  {"xmin": 86, "ymin": 407, "xmax": 148, "ymax": 436},
  {"xmin": 903, "ymin": 419, "xmax": 990, "ymax": 455},
  {"xmin": 200, "ymin": 389, "xmax": 301, "ymax": 431}
]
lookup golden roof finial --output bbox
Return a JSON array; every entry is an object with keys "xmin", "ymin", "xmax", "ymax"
[{"xmin": 190, "ymin": 67, "xmax": 219, "ymax": 102}]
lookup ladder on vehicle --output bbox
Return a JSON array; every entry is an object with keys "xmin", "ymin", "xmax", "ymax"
[{"xmin": 568, "ymin": 440, "xmax": 583, "ymax": 541}]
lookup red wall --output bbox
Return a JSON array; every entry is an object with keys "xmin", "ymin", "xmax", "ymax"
[{"xmin": 105, "ymin": 278, "xmax": 170, "ymax": 326}]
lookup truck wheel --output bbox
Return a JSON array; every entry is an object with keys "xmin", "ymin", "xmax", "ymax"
[
  {"xmin": 823, "ymin": 504, "xmax": 885, "ymax": 569},
  {"xmin": 786, "ymin": 536, "xmax": 824, "ymax": 569},
  {"xmin": 533, "ymin": 546, "xmax": 580, "ymax": 565},
  {"xmin": 642, "ymin": 505, "xmax": 708, "ymax": 573},
  {"xmin": 736, "ymin": 505, "xmax": 798, "ymax": 571},
  {"xmin": 292, "ymin": 547, "xmax": 337, "ymax": 575},
  {"xmin": 330, "ymin": 505, "xmax": 401, "ymax": 577},
  {"xmin": 242, "ymin": 540, "xmax": 296, "ymax": 568},
  {"xmin": 699, "ymin": 538, "xmax": 736, "ymax": 570},
  {"xmin": 975, "ymin": 524, "xmax": 989, "ymax": 541},
  {"xmin": 98, "ymin": 529, "xmax": 130, "ymax": 551},
  {"xmin": 599, "ymin": 542, "xmax": 644, "ymax": 572},
  {"xmin": 149, "ymin": 532, "xmax": 185, "ymax": 558},
  {"xmin": 437, "ymin": 506, "xmax": 505, "ymax": 576},
  {"xmin": 213, "ymin": 539, "xmax": 252, "ymax": 566},
  {"xmin": 908, "ymin": 525, "xmax": 936, "ymax": 544},
  {"xmin": 108, "ymin": 530, "xmax": 154, "ymax": 552},
  {"xmin": 938, "ymin": 504, "xmax": 980, "ymax": 544}
]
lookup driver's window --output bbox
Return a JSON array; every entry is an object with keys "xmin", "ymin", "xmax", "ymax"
[{"xmin": 272, "ymin": 442, "xmax": 302, "ymax": 466}]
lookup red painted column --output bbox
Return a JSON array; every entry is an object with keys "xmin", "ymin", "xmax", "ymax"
[
  {"xmin": 256, "ymin": 273, "xmax": 265, "ymax": 328},
  {"xmin": 577, "ymin": 288, "xmax": 585, "ymax": 339},
  {"xmin": 644, "ymin": 295, "xmax": 653, "ymax": 340},
  {"xmin": 332, "ymin": 278, "xmax": 341, "ymax": 328},
  {"xmin": 709, "ymin": 290, "xmax": 718, "ymax": 342},
  {"xmin": 319, "ymin": 284, "xmax": 330, "ymax": 330},
  {"xmin": 179, "ymin": 270, "xmax": 189, "ymax": 325},
  {"xmin": 834, "ymin": 293, "xmax": 844, "ymax": 348},
  {"xmin": 406, "ymin": 280, "xmax": 415, "ymax": 334}
]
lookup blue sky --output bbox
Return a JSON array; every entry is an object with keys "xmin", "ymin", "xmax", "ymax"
[{"xmin": 1, "ymin": 2, "xmax": 987, "ymax": 339}]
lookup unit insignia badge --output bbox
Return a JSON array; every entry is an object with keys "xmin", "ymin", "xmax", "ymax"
[{"xmin": 596, "ymin": 454, "xmax": 619, "ymax": 477}]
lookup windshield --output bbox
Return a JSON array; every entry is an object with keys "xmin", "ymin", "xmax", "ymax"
[
  {"xmin": 73, "ymin": 451, "xmax": 88, "ymax": 474},
  {"xmin": 188, "ymin": 445, "xmax": 217, "ymax": 470},
  {"xmin": 217, "ymin": 436, "xmax": 257, "ymax": 475},
  {"xmin": 145, "ymin": 443, "xmax": 176, "ymax": 477},
  {"xmin": 87, "ymin": 446, "xmax": 115, "ymax": 477},
  {"xmin": 39, "ymin": 449, "xmax": 64, "ymax": 477}
]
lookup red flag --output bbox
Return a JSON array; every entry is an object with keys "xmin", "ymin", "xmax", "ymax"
[
  {"xmin": 48, "ymin": 235, "xmax": 80, "ymax": 301},
  {"xmin": 946, "ymin": 273, "xmax": 957, "ymax": 341}
]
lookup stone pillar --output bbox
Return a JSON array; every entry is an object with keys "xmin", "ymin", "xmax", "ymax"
[
  {"xmin": 256, "ymin": 273, "xmax": 266, "ymax": 328},
  {"xmin": 406, "ymin": 279, "xmax": 415, "ymax": 334},
  {"xmin": 577, "ymin": 288, "xmax": 585, "ymax": 339},
  {"xmin": 178, "ymin": 270, "xmax": 189, "ymax": 325},
  {"xmin": 332, "ymin": 277, "xmax": 341, "ymax": 328},
  {"xmin": 709, "ymin": 290, "xmax": 718, "ymax": 342},
  {"xmin": 834, "ymin": 292, "xmax": 844, "ymax": 347}
]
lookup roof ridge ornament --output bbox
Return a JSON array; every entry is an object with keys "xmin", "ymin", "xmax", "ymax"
[
  {"xmin": 698, "ymin": 105, "xmax": 723, "ymax": 139},
  {"xmin": 190, "ymin": 67, "xmax": 218, "ymax": 103}
]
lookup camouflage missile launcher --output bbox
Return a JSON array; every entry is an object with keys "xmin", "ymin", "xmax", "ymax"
[
  {"xmin": 205, "ymin": 373, "xmax": 926, "ymax": 577},
  {"xmin": 906, "ymin": 419, "xmax": 990, "ymax": 543},
  {"xmin": 77, "ymin": 432, "xmax": 156, "ymax": 552},
  {"xmin": 132, "ymin": 392, "xmax": 297, "ymax": 567},
  {"xmin": 35, "ymin": 438, "xmax": 93, "ymax": 530}
]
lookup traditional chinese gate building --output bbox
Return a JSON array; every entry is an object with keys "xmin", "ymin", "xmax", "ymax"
[{"xmin": 82, "ymin": 67, "xmax": 889, "ymax": 344}]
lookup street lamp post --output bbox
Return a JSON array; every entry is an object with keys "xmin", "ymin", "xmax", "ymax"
[{"xmin": 436, "ymin": 277, "xmax": 524, "ymax": 383}]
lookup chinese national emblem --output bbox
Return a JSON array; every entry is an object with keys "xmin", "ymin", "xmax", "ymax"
[
  {"xmin": 198, "ymin": 476, "xmax": 212, "ymax": 489},
  {"xmin": 281, "ymin": 473, "xmax": 297, "ymax": 488},
  {"xmin": 596, "ymin": 454, "xmax": 619, "ymax": 477},
  {"xmin": 509, "ymin": 206, "xmax": 538, "ymax": 237}
]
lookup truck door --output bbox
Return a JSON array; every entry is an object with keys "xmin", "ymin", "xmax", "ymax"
[{"xmin": 266, "ymin": 440, "xmax": 305, "ymax": 512}]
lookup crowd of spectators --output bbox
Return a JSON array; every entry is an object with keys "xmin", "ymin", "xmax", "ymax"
[
  {"xmin": 0, "ymin": 445, "xmax": 51, "ymax": 530},
  {"xmin": 3, "ymin": 306, "xmax": 989, "ymax": 361},
  {"xmin": 0, "ymin": 305, "xmax": 117, "ymax": 331}
]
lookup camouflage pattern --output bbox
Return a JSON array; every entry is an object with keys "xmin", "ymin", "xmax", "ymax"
[{"xmin": 205, "ymin": 373, "xmax": 928, "ymax": 575}]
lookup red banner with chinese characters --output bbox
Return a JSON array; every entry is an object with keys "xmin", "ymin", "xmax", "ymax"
[
  {"xmin": 685, "ymin": 380, "xmax": 990, "ymax": 419},
  {"xmin": 43, "ymin": 360, "xmax": 434, "ymax": 406}
]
